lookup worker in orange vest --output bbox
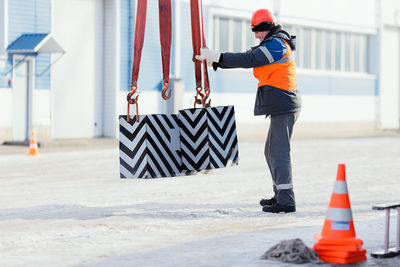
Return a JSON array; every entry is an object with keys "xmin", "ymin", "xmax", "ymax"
[{"xmin": 196, "ymin": 9, "xmax": 301, "ymax": 213}]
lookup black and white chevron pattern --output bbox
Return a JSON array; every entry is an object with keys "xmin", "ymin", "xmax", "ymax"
[
  {"xmin": 178, "ymin": 108, "xmax": 210, "ymax": 172},
  {"xmin": 119, "ymin": 115, "xmax": 182, "ymax": 178},
  {"xmin": 178, "ymin": 106, "xmax": 239, "ymax": 172},
  {"xmin": 207, "ymin": 106, "xmax": 239, "ymax": 168},
  {"xmin": 119, "ymin": 105, "xmax": 240, "ymax": 178}
]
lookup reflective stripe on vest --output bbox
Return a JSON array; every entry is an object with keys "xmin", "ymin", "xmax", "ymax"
[
  {"xmin": 259, "ymin": 46, "xmax": 288, "ymax": 64},
  {"xmin": 253, "ymin": 39, "xmax": 297, "ymax": 90}
]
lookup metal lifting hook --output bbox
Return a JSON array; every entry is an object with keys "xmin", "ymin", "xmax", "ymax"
[
  {"xmin": 203, "ymin": 86, "xmax": 211, "ymax": 107},
  {"xmin": 201, "ymin": 96, "xmax": 211, "ymax": 108},
  {"xmin": 193, "ymin": 86, "xmax": 204, "ymax": 108},
  {"xmin": 126, "ymin": 83, "xmax": 140, "ymax": 122},
  {"xmin": 127, "ymin": 91, "xmax": 138, "ymax": 104},
  {"xmin": 161, "ymin": 80, "xmax": 171, "ymax": 100},
  {"xmin": 204, "ymin": 98, "xmax": 211, "ymax": 107},
  {"xmin": 127, "ymin": 84, "xmax": 139, "ymax": 104},
  {"xmin": 193, "ymin": 91, "xmax": 211, "ymax": 108}
]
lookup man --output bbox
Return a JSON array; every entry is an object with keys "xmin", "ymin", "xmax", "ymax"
[{"xmin": 195, "ymin": 9, "xmax": 301, "ymax": 213}]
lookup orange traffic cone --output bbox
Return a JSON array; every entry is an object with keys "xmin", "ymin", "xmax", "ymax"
[
  {"xmin": 313, "ymin": 164, "xmax": 366, "ymax": 264},
  {"xmin": 27, "ymin": 130, "xmax": 39, "ymax": 156}
]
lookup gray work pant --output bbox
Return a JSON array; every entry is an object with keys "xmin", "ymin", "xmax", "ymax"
[{"xmin": 264, "ymin": 111, "xmax": 299, "ymax": 206}]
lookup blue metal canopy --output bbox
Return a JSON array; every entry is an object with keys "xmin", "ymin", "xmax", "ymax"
[{"xmin": 7, "ymin": 33, "xmax": 65, "ymax": 54}]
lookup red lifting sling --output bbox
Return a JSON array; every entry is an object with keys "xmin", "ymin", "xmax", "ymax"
[
  {"xmin": 159, "ymin": 0, "xmax": 172, "ymax": 100},
  {"xmin": 191, "ymin": 0, "xmax": 211, "ymax": 107},
  {"xmin": 127, "ymin": 0, "xmax": 172, "ymax": 122}
]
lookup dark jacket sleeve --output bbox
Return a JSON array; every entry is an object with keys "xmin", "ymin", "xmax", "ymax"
[{"xmin": 215, "ymin": 47, "xmax": 270, "ymax": 69}]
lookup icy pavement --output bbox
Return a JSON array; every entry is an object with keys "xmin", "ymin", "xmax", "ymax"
[{"xmin": 0, "ymin": 137, "xmax": 400, "ymax": 267}]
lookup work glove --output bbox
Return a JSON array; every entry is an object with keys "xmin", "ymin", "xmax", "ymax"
[{"xmin": 195, "ymin": 48, "xmax": 221, "ymax": 67}]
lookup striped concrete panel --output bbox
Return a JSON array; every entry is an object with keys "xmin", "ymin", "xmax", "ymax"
[
  {"xmin": 119, "ymin": 114, "xmax": 182, "ymax": 178},
  {"xmin": 207, "ymin": 106, "xmax": 239, "ymax": 168},
  {"xmin": 178, "ymin": 108, "xmax": 210, "ymax": 172},
  {"xmin": 179, "ymin": 106, "xmax": 240, "ymax": 172}
]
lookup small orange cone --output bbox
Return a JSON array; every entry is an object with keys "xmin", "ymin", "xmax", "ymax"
[
  {"xmin": 313, "ymin": 164, "xmax": 366, "ymax": 264},
  {"xmin": 27, "ymin": 130, "xmax": 39, "ymax": 156}
]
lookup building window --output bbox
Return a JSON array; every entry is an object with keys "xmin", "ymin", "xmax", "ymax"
[
  {"xmin": 213, "ymin": 15, "xmax": 256, "ymax": 52},
  {"xmin": 212, "ymin": 16, "xmax": 369, "ymax": 74},
  {"xmin": 315, "ymin": 29, "xmax": 323, "ymax": 69},
  {"xmin": 303, "ymin": 28, "xmax": 312, "ymax": 69},
  {"xmin": 286, "ymin": 25, "xmax": 369, "ymax": 73}
]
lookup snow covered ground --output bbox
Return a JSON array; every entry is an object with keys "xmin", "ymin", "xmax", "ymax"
[{"xmin": 0, "ymin": 136, "xmax": 400, "ymax": 267}]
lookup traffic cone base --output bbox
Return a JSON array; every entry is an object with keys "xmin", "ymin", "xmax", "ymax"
[
  {"xmin": 316, "ymin": 248, "xmax": 366, "ymax": 258},
  {"xmin": 314, "ymin": 243, "xmax": 362, "ymax": 252},
  {"xmin": 314, "ymin": 233, "xmax": 363, "ymax": 246},
  {"xmin": 28, "ymin": 147, "xmax": 39, "ymax": 156},
  {"xmin": 319, "ymin": 254, "xmax": 366, "ymax": 264}
]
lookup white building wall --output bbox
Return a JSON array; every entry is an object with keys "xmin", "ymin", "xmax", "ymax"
[
  {"xmin": 203, "ymin": 0, "xmax": 274, "ymax": 10},
  {"xmin": 380, "ymin": 26, "xmax": 400, "ymax": 128},
  {"xmin": 103, "ymin": 0, "xmax": 120, "ymax": 137},
  {"xmin": 51, "ymin": 0, "xmax": 104, "ymax": 139},
  {"xmin": 280, "ymin": 0, "xmax": 376, "ymax": 29},
  {"xmin": 379, "ymin": 0, "xmax": 400, "ymax": 129},
  {"xmin": 204, "ymin": 0, "xmax": 377, "ymax": 31},
  {"xmin": 0, "ymin": 89, "xmax": 12, "ymax": 127},
  {"xmin": 33, "ymin": 89, "xmax": 51, "ymax": 139},
  {"xmin": 94, "ymin": 0, "xmax": 104, "ymax": 137},
  {"xmin": 381, "ymin": 0, "xmax": 400, "ymax": 26},
  {"xmin": 300, "ymin": 95, "xmax": 376, "ymax": 122},
  {"xmin": 33, "ymin": 90, "xmax": 51, "ymax": 126}
]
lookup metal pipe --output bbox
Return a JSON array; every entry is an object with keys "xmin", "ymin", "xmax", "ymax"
[
  {"xmin": 397, "ymin": 207, "xmax": 400, "ymax": 251},
  {"xmin": 384, "ymin": 208, "xmax": 390, "ymax": 253}
]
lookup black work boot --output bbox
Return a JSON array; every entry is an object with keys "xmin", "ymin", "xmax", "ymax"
[
  {"xmin": 262, "ymin": 203, "xmax": 296, "ymax": 213},
  {"xmin": 259, "ymin": 197, "xmax": 277, "ymax": 206}
]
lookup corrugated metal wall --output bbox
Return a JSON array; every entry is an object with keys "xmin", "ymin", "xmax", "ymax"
[
  {"xmin": 8, "ymin": 0, "xmax": 51, "ymax": 89},
  {"xmin": 120, "ymin": 0, "xmax": 163, "ymax": 93},
  {"xmin": 120, "ymin": 0, "xmax": 133, "ymax": 91}
]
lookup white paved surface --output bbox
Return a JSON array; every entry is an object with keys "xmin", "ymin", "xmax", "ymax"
[{"xmin": 0, "ymin": 137, "xmax": 400, "ymax": 266}]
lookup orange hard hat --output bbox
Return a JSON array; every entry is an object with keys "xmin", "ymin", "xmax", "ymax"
[{"xmin": 251, "ymin": 9, "xmax": 275, "ymax": 29}]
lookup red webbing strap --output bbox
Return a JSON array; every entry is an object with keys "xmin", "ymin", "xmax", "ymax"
[
  {"xmin": 127, "ymin": 0, "xmax": 148, "ymax": 122},
  {"xmin": 190, "ymin": 0, "xmax": 203, "ymax": 94},
  {"xmin": 131, "ymin": 0, "xmax": 147, "ymax": 86},
  {"xmin": 159, "ymin": 0, "xmax": 172, "ymax": 100},
  {"xmin": 200, "ymin": 0, "xmax": 210, "ymax": 99},
  {"xmin": 191, "ymin": 0, "xmax": 211, "ymax": 107}
]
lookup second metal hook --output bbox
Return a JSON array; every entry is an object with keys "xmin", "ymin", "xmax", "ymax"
[{"xmin": 161, "ymin": 80, "xmax": 171, "ymax": 100}]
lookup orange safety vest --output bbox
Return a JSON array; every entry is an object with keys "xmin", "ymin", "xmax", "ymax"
[{"xmin": 253, "ymin": 39, "xmax": 297, "ymax": 91}]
